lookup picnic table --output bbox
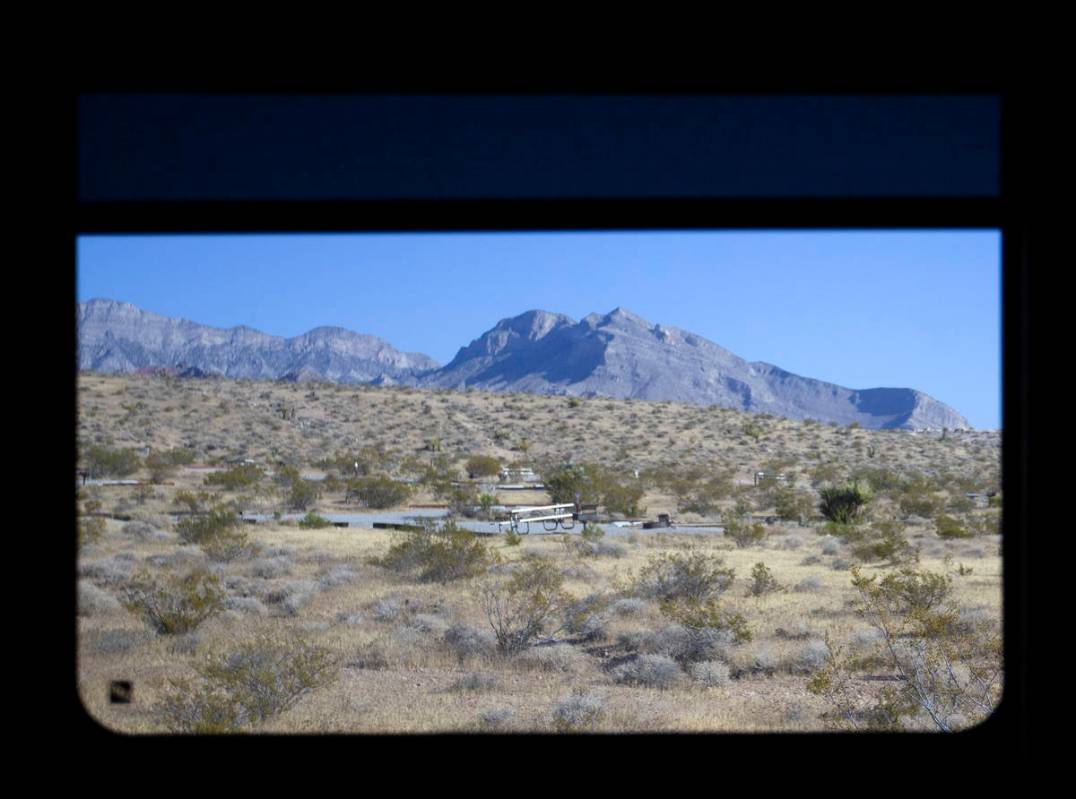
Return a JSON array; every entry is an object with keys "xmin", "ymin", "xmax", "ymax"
[{"xmin": 498, "ymin": 503, "xmax": 576, "ymax": 534}]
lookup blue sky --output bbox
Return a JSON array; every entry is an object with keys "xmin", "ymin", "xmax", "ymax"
[{"xmin": 77, "ymin": 231, "xmax": 1001, "ymax": 429}]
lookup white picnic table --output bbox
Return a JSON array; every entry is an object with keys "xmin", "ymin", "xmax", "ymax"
[{"xmin": 498, "ymin": 503, "xmax": 576, "ymax": 534}]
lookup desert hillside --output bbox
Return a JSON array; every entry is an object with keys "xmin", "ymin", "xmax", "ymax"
[{"xmin": 76, "ymin": 372, "xmax": 1002, "ymax": 734}]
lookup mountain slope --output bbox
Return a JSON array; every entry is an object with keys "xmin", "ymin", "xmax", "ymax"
[
  {"xmin": 423, "ymin": 307, "xmax": 970, "ymax": 430},
  {"xmin": 77, "ymin": 299, "xmax": 439, "ymax": 384},
  {"xmin": 77, "ymin": 300, "xmax": 970, "ymax": 430}
]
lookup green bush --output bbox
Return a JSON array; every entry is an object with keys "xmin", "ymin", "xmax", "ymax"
[
  {"xmin": 79, "ymin": 515, "xmax": 106, "ymax": 548},
  {"xmin": 204, "ymin": 464, "xmax": 264, "ymax": 490},
  {"xmin": 633, "ymin": 549, "xmax": 735, "ymax": 602},
  {"xmin": 156, "ymin": 632, "xmax": 339, "ymax": 732},
  {"xmin": 749, "ymin": 562, "xmax": 782, "ymax": 596},
  {"xmin": 818, "ymin": 481, "xmax": 872, "ymax": 524},
  {"xmin": 934, "ymin": 514, "xmax": 972, "ymax": 539},
  {"xmin": 659, "ymin": 597, "xmax": 751, "ymax": 645},
  {"xmin": 543, "ymin": 462, "xmax": 643, "ymax": 516},
  {"xmin": 82, "ymin": 444, "xmax": 142, "ymax": 478},
  {"xmin": 176, "ymin": 507, "xmax": 241, "ymax": 545},
  {"xmin": 174, "ymin": 490, "xmax": 211, "ymax": 515},
  {"xmin": 809, "ymin": 567, "xmax": 1000, "ymax": 731},
  {"xmin": 298, "ymin": 511, "xmax": 332, "ymax": 529},
  {"xmin": 543, "ymin": 463, "xmax": 594, "ymax": 505},
  {"xmin": 348, "ymin": 475, "xmax": 411, "ymax": 509},
  {"xmin": 480, "ymin": 557, "xmax": 572, "ymax": 654},
  {"xmin": 465, "ymin": 455, "xmax": 501, "ymax": 479},
  {"xmin": 286, "ymin": 478, "xmax": 321, "ymax": 511},
  {"xmin": 121, "ymin": 569, "xmax": 224, "ymax": 635},
  {"xmin": 849, "ymin": 520, "xmax": 918, "ymax": 565},
  {"xmin": 724, "ymin": 519, "xmax": 766, "ymax": 548},
  {"xmin": 373, "ymin": 521, "xmax": 498, "ymax": 583},
  {"xmin": 774, "ymin": 488, "xmax": 814, "ymax": 523},
  {"xmin": 145, "ymin": 448, "xmax": 196, "ymax": 482}
]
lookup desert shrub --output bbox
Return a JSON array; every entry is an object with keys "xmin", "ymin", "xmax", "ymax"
[
  {"xmin": 79, "ymin": 516, "xmax": 106, "ymax": 548},
  {"xmin": 480, "ymin": 557, "xmax": 572, "ymax": 655},
  {"xmin": 774, "ymin": 489, "xmax": 814, "ymax": 523},
  {"xmin": 503, "ymin": 529, "xmax": 522, "ymax": 547},
  {"xmin": 690, "ymin": 660, "xmax": 731, "ymax": 687},
  {"xmin": 79, "ymin": 553, "xmax": 136, "ymax": 585},
  {"xmin": 145, "ymin": 448, "xmax": 195, "ymax": 482},
  {"xmin": 563, "ymin": 593, "xmax": 612, "ymax": 641},
  {"xmin": 749, "ymin": 562, "xmax": 782, "ymax": 596},
  {"xmin": 443, "ymin": 623, "xmax": 497, "ymax": 663},
  {"xmin": 121, "ymin": 520, "xmax": 171, "ymax": 543},
  {"xmin": 174, "ymin": 490, "xmax": 212, "ymax": 515},
  {"xmin": 201, "ymin": 525, "xmax": 255, "ymax": 562},
  {"xmin": 156, "ymin": 632, "xmax": 339, "ymax": 732},
  {"xmin": 78, "ymin": 580, "xmax": 121, "ymax": 616},
  {"xmin": 82, "ymin": 444, "xmax": 141, "ymax": 478},
  {"xmin": 793, "ymin": 576, "xmax": 824, "ymax": 593},
  {"xmin": 632, "ymin": 549, "xmax": 735, "ymax": 603},
  {"xmin": 478, "ymin": 493, "xmax": 496, "ymax": 520},
  {"xmin": 121, "ymin": 569, "xmax": 224, "ymax": 635},
  {"xmin": 520, "ymin": 643, "xmax": 586, "ymax": 672},
  {"xmin": 573, "ymin": 526, "xmax": 627, "ymax": 559},
  {"xmin": 851, "ymin": 466, "xmax": 904, "ymax": 495},
  {"xmin": 249, "ymin": 557, "xmax": 291, "ymax": 579},
  {"xmin": 176, "ymin": 506, "xmax": 253, "ymax": 561},
  {"xmin": 449, "ymin": 672, "xmax": 498, "ymax": 692},
  {"xmin": 792, "ymin": 639, "xmax": 830, "ymax": 674},
  {"xmin": 725, "ymin": 519, "xmax": 766, "ymax": 548},
  {"xmin": 410, "ymin": 613, "xmax": 448, "ymax": 636},
  {"xmin": 298, "ymin": 511, "xmax": 332, "ymax": 529},
  {"xmin": 543, "ymin": 463, "xmax": 593, "ymax": 505},
  {"xmin": 223, "ymin": 596, "xmax": 269, "ymax": 616},
  {"xmin": 374, "ymin": 521, "xmax": 498, "ymax": 583},
  {"xmin": 81, "ymin": 627, "xmax": 151, "ymax": 656},
  {"xmin": 935, "ymin": 514, "xmax": 972, "ymax": 539},
  {"xmin": 264, "ymin": 580, "xmax": 317, "ymax": 616},
  {"xmin": 176, "ymin": 507, "xmax": 240, "ymax": 545},
  {"xmin": 659, "ymin": 598, "xmax": 752, "ymax": 646},
  {"xmin": 818, "ymin": 481, "xmax": 872, "ymax": 524},
  {"xmin": 743, "ymin": 423, "xmax": 763, "ymax": 441},
  {"xmin": 286, "ymin": 478, "xmax": 321, "ymax": 511},
  {"xmin": 850, "ymin": 520, "xmax": 918, "ymax": 565},
  {"xmin": 318, "ymin": 565, "xmax": 357, "ymax": 590},
  {"xmin": 551, "ymin": 689, "xmax": 606, "ymax": 731},
  {"xmin": 204, "ymin": 464, "xmax": 264, "ymax": 490},
  {"xmin": 819, "ymin": 535, "xmax": 842, "ymax": 555},
  {"xmin": 446, "ymin": 482, "xmax": 480, "ymax": 516},
  {"xmin": 898, "ymin": 485, "xmax": 941, "ymax": 518},
  {"xmin": 465, "ymin": 455, "xmax": 501, "ymax": 479},
  {"xmin": 822, "ymin": 521, "xmax": 864, "ymax": 543},
  {"xmin": 598, "ymin": 475, "xmax": 645, "ymax": 517},
  {"xmin": 808, "ymin": 567, "xmax": 1001, "ymax": 731},
  {"xmin": 543, "ymin": 462, "xmax": 644, "ymax": 516},
  {"xmin": 612, "ymin": 653, "xmax": 683, "ymax": 689}
]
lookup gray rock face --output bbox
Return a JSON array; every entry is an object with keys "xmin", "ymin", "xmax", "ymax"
[
  {"xmin": 77, "ymin": 300, "xmax": 970, "ymax": 430},
  {"xmin": 425, "ymin": 307, "xmax": 970, "ymax": 430},
  {"xmin": 77, "ymin": 299, "xmax": 439, "ymax": 383}
]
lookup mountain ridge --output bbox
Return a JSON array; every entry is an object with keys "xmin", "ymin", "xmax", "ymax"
[{"xmin": 76, "ymin": 299, "xmax": 971, "ymax": 430}]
